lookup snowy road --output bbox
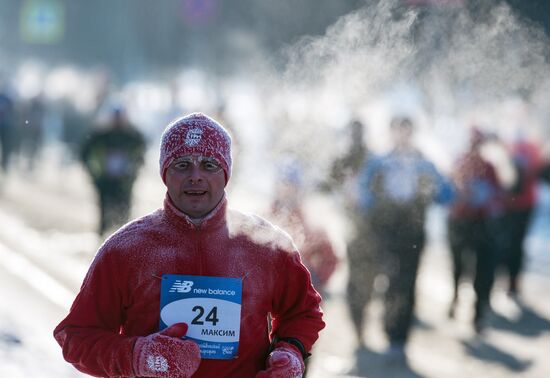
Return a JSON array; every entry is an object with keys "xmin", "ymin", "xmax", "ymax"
[
  {"xmin": 0, "ymin": 250, "xmax": 85, "ymax": 377},
  {"xmin": 1, "ymin": 157, "xmax": 550, "ymax": 377}
]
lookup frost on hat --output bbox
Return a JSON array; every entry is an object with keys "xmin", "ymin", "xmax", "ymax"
[{"xmin": 159, "ymin": 112, "xmax": 232, "ymax": 183}]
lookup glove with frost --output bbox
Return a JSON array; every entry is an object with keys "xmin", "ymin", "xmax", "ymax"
[
  {"xmin": 255, "ymin": 341, "xmax": 305, "ymax": 378},
  {"xmin": 133, "ymin": 323, "xmax": 201, "ymax": 378}
]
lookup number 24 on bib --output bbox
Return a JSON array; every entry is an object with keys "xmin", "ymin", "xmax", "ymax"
[{"xmin": 160, "ymin": 275, "xmax": 242, "ymax": 360}]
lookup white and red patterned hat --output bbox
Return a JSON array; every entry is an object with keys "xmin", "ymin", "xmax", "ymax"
[{"xmin": 159, "ymin": 113, "xmax": 232, "ymax": 183}]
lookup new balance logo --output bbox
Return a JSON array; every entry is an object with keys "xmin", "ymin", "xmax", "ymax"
[{"xmin": 169, "ymin": 280, "xmax": 194, "ymax": 293}]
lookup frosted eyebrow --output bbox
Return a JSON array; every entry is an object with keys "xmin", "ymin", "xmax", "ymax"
[
  {"xmin": 172, "ymin": 156, "xmax": 220, "ymax": 164},
  {"xmin": 201, "ymin": 157, "xmax": 221, "ymax": 165},
  {"xmin": 170, "ymin": 156, "xmax": 222, "ymax": 173},
  {"xmin": 172, "ymin": 156, "xmax": 193, "ymax": 164}
]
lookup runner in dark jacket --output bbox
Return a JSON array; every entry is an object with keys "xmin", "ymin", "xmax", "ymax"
[{"xmin": 81, "ymin": 107, "xmax": 146, "ymax": 235}]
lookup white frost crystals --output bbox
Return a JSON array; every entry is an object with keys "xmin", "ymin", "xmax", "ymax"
[{"xmin": 147, "ymin": 354, "xmax": 169, "ymax": 372}]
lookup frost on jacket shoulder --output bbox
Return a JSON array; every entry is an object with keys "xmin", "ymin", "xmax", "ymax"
[
  {"xmin": 95, "ymin": 199, "xmax": 300, "ymax": 264},
  {"xmin": 225, "ymin": 210, "xmax": 299, "ymax": 255}
]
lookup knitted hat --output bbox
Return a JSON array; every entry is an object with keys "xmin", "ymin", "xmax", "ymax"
[{"xmin": 159, "ymin": 112, "xmax": 232, "ymax": 184}]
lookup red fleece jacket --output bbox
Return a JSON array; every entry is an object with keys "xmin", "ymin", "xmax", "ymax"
[{"xmin": 53, "ymin": 195, "xmax": 324, "ymax": 377}]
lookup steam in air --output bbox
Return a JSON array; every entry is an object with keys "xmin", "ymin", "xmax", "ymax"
[{"xmin": 254, "ymin": 0, "xmax": 550, "ymax": 181}]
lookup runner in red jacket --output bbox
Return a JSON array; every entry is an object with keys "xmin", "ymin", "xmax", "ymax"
[{"xmin": 54, "ymin": 113, "xmax": 325, "ymax": 378}]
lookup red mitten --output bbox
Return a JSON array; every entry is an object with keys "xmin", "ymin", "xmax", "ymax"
[
  {"xmin": 133, "ymin": 323, "xmax": 201, "ymax": 378},
  {"xmin": 255, "ymin": 342, "xmax": 305, "ymax": 378}
]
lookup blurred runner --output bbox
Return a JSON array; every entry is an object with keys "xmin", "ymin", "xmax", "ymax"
[
  {"xmin": 447, "ymin": 127, "xmax": 502, "ymax": 333},
  {"xmin": 326, "ymin": 119, "xmax": 368, "ymax": 191},
  {"xmin": 269, "ymin": 158, "xmax": 338, "ymax": 296},
  {"xmin": 19, "ymin": 94, "xmax": 46, "ymax": 171},
  {"xmin": 60, "ymin": 100, "xmax": 92, "ymax": 164},
  {"xmin": 80, "ymin": 106, "xmax": 146, "ymax": 235},
  {"xmin": 497, "ymin": 133, "xmax": 543, "ymax": 298},
  {"xmin": 356, "ymin": 116, "xmax": 453, "ymax": 363},
  {"xmin": 268, "ymin": 157, "xmax": 338, "ymax": 377},
  {"xmin": 0, "ymin": 85, "xmax": 17, "ymax": 175},
  {"xmin": 213, "ymin": 101, "xmax": 241, "ymax": 188},
  {"xmin": 540, "ymin": 160, "xmax": 550, "ymax": 183},
  {"xmin": 322, "ymin": 119, "xmax": 373, "ymax": 347}
]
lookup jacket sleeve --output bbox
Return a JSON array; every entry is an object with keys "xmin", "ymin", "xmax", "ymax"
[
  {"xmin": 270, "ymin": 249, "xmax": 325, "ymax": 353},
  {"xmin": 53, "ymin": 247, "xmax": 138, "ymax": 377},
  {"xmin": 421, "ymin": 160, "xmax": 455, "ymax": 205}
]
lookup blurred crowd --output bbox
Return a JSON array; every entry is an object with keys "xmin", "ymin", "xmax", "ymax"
[
  {"xmin": 2, "ymin": 72, "xmax": 550, "ymax": 371},
  {"xmin": 320, "ymin": 115, "xmax": 550, "ymax": 366}
]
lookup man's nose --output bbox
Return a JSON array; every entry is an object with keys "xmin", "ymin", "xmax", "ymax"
[{"xmin": 188, "ymin": 164, "xmax": 203, "ymax": 181}]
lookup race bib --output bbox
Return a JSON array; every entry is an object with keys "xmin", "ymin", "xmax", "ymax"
[{"xmin": 160, "ymin": 275, "xmax": 242, "ymax": 359}]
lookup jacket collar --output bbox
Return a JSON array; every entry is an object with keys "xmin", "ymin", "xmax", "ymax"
[{"xmin": 163, "ymin": 192, "xmax": 227, "ymax": 230}]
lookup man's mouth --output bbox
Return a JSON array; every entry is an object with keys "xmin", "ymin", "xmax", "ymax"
[{"xmin": 184, "ymin": 190, "xmax": 207, "ymax": 196}]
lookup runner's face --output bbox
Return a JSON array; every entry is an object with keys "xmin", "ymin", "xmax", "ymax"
[{"xmin": 165, "ymin": 154, "xmax": 226, "ymax": 218}]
